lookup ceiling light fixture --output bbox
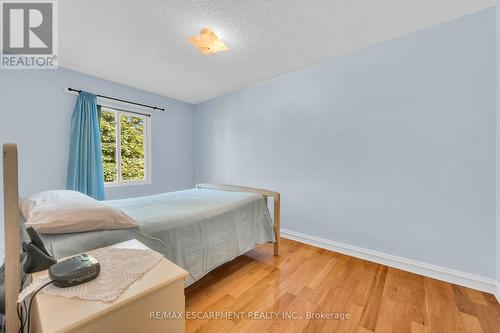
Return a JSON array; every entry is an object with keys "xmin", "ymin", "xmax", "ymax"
[{"xmin": 189, "ymin": 28, "xmax": 229, "ymax": 55}]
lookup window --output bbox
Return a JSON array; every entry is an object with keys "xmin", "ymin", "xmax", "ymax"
[{"xmin": 99, "ymin": 106, "xmax": 151, "ymax": 186}]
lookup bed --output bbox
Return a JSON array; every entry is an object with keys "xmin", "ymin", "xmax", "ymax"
[
  {"xmin": 42, "ymin": 187, "xmax": 276, "ymax": 285},
  {"xmin": 2, "ymin": 144, "xmax": 281, "ymax": 333}
]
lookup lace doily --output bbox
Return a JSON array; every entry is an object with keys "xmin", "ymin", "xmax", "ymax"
[{"xmin": 19, "ymin": 247, "xmax": 163, "ymax": 303}]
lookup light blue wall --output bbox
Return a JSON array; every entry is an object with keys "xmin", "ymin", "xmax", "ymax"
[
  {"xmin": 195, "ymin": 9, "xmax": 496, "ymax": 278},
  {"xmin": 0, "ymin": 68, "xmax": 196, "ymax": 239}
]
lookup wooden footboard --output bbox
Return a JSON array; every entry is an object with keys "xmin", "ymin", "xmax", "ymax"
[
  {"xmin": 3, "ymin": 144, "xmax": 21, "ymax": 333},
  {"xmin": 196, "ymin": 183, "xmax": 280, "ymax": 256}
]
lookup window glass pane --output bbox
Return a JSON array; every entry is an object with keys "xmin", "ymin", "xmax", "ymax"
[
  {"xmin": 120, "ymin": 114, "xmax": 145, "ymax": 181},
  {"xmin": 100, "ymin": 109, "xmax": 117, "ymax": 182}
]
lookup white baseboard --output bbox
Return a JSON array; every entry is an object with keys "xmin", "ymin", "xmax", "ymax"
[
  {"xmin": 496, "ymin": 283, "xmax": 500, "ymax": 303},
  {"xmin": 281, "ymin": 229, "xmax": 498, "ymax": 295}
]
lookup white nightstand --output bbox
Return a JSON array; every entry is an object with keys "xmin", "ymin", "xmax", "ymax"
[{"xmin": 30, "ymin": 239, "xmax": 188, "ymax": 333}]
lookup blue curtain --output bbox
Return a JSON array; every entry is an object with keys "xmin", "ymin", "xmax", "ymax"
[{"xmin": 66, "ymin": 92, "xmax": 105, "ymax": 200}]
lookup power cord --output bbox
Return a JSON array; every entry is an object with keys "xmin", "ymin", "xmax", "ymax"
[
  {"xmin": 17, "ymin": 273, "xmax": 28, "ymax": 333},
  {"xmin": 17, "ymin": 278, "xmax": 54, "ymax": 333},
  {"xmin": 26, "ymin": 280, "xmax": 54, "ymax": 333}
]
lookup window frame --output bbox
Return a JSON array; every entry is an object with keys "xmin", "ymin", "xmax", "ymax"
[{"xmin": 98, "ymin": 100, "xmax": 152, "ymax": 188}]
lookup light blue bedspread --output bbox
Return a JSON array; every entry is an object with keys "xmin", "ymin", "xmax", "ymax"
[{"xmin": 40, "ymin": 188, "xmax": 275, "ymax": 285}]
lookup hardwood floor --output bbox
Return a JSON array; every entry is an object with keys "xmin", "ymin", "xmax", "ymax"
[{"xmin": 185, "ymin": 238, "xmax": 500, "ymax": 333}]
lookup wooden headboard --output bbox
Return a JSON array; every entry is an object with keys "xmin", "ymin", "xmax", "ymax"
[{"xmin": 3, "ymin": 143, "xmax": 21, "ymax": 333}]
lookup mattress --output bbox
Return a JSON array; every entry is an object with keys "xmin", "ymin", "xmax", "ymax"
[{"xmin": 39, "ymin": 188, "xmax": 275, "ymax": 286}]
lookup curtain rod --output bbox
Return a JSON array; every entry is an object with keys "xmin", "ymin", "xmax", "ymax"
[{"xmin": 67, "ymin": 88, "xmax": 165, "ymax": 112}]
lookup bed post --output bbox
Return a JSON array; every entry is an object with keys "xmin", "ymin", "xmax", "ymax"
[
  {"xmin": 196, "ymin": 183, "xmax": 280, "ymax": 256},
  {"xmin": 3, "ymin": 144, "xmax": 21, "ymax": 333},
  {"xmin": 273, "ymin": 192, "xmax": 280, "ymax": 256}
]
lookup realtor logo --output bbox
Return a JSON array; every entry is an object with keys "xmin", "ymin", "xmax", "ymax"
[{"xmin": 1, "ymin": 0, "xmax": 58, "ymax": 68}]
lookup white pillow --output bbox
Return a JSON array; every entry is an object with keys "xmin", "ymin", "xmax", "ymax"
[
  {"xmin": 21, "ymin": 190, "xmax": 94, "ymax": 219},
  {"xmin": 21, "ymin": 190, "xmax": 137, "ymax": 234}
]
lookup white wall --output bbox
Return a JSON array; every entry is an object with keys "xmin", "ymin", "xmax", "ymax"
[
  {"xmin": 195, "ymin": 9, "xmax": 496, "ymax": 278},
  {"xmin": 0, "ymin": 68, "xmax": 196, "ymax": 237}
]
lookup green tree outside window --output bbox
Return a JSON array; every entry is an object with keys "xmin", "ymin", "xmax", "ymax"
[{"xmin": 99, "ymin": 107, "xmax": 146, "ymax": 183}]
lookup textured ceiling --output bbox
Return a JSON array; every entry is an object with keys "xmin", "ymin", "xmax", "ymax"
[{"xmin": 59, "ymin": 0, "xmax": 494, "ymax": 104}]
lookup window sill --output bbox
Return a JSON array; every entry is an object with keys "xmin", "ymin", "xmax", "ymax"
[{"xmin": 105, "ymin": 180, "xmax": 151, "ymax": 188}]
